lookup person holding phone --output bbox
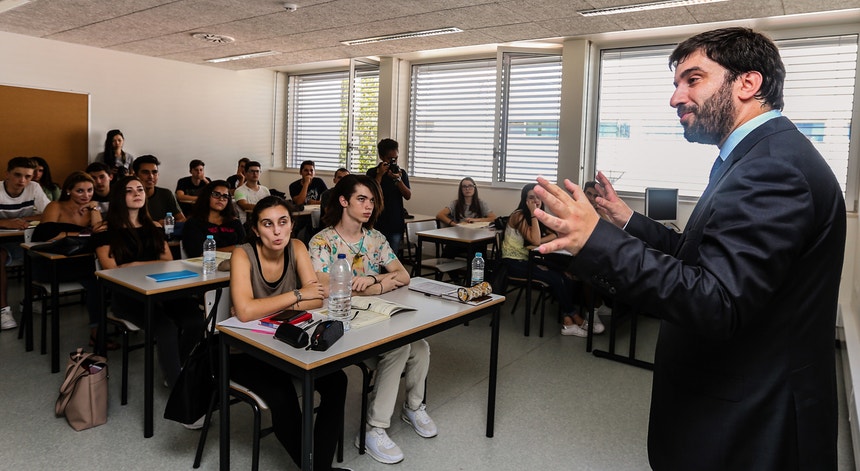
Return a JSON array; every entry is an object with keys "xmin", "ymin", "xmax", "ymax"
[{"xmin": 366, "ymin": 139, "xmax": 411, "ymax": 253}]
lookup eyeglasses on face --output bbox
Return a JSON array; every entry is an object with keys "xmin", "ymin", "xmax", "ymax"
[
  {"xmin": 461, "ymin": 184, "xmax": 476, "ymax": 189},
  {"xmin": 210, "ymin": 191, "xmax": 231, "ymax": 200}
]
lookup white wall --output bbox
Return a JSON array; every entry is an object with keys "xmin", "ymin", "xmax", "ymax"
[{"xmin": 0, "ymin": 31, "xmax": 277, "ymax": 190}]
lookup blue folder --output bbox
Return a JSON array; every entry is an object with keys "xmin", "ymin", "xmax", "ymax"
[{"xmin": 145, "ymin": 269, "xmax": 199, "ymax": 282}]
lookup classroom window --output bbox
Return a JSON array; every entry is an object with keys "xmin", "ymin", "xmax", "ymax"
[
  {"xmin": 594, "ymin": 34, "xmax": 858, "ymax": 199},
  {"xmin": 286, "ymin": 62, "xmax": 379, "ymax": 172},
  {"xmin": 409, "ymin": 53, "xmax": 562, "ymax": 183}
]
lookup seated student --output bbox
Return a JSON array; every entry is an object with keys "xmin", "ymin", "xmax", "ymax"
[
  {"xmin": 92, "ymin": 176, "xmax": 204, "ymax": 392},
  {"xmin": 230, "ymin": 196, "xmax": 349, "ymax": 471},
  {"xmin": 175, "ymin": 159, "xmax": 211, "ymax": 215},
  {"xmin": 35, "ymin": 171, "xmax": 107, "ymax": 347},
  {"xmin": 181, "ymin": 180, "xmax": 244, "ymax": 258},
  {"xmin": 0, "ymin": 157, "xmax": 51, "ymax": 331},
  {"xmin": 319, "ymin": 167, "xmax": 349, "ymax": 221},
  {"xmin": 226, "ymin": 157, "xmax": 249, "ymax": 196},
  {"xmin": 436, "ymin": 177, "xmax": 496, "ymax": 226},
  {"xmin": 502, "ymin": 183, "xmax": 603, "ymax": 337},
  {"xmin": 86, "ymin": 162, "xmax": 113, "ymax": 214},
  {"xmin": 289, "ymin": 160, "xmax": 327, "ymax": 205},
  {"xmin": 132, "ymin": 154, "xmax": 185, "ymax": 226},
  {"xmin": 31, "ymin": 157, "xmax": 61, "ymax": 202},
  {"xmin": 310, "ymin": 175, "xmax": 434, "ymax": 465},
  {"xmin": 234, "ymin": 161, "xmax": 269, "ymax": 222}
]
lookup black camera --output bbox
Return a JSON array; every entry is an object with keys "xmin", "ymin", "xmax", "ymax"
[{"xmin": 388, "ymin": 159, "xmax": 400, "ymax": 174}]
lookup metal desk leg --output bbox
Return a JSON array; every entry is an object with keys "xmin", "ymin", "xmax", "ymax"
[
  {"xmin": 487, "ymin": 304, "xmax": 500, "ymax": 437},
  {"xmin": 301, "ymin": 371, "xmax": 315, "ymax": 471},
  {"xmin": 525, "ymin": 251, "xmax": 534, "ymax": 337},
  {"xmin": 144, "ymin": 296, "xmax": 155, "ymax": 438},
  {"xmin": 23, "ymin": 252, "xmax": 33, "ymax": 352},
  {"xmin": 413, "ymin": 235, "xmax": 423, "ymax": 278},
  {"xmin": 50, "ymin": 259, "xmax": 60, "ymax": 373},
  {"xmin": 219, "ymin": 334, "xmax": 231, "ymax": 471}
]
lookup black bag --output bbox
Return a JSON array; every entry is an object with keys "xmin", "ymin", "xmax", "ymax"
[
  {"xmin": 274, "ymin": 322, "xmax": 310, "ymax": 348},
  {"xmin": 307, "ymin": 320, "xmax": 344, "ymax": 351},
  {"xmin": 163, "ymin": 334, "xmax": 219, "ymax": 424},
  {"xmin": 31, "ymin": 236, "xmax": 92, "ymax": 256},
  {"xmin": 163, "ymin": 289, "xmax": 222, "ymax": 424}
]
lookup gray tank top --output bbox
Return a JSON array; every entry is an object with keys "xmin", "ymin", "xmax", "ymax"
[{"xmin": 239, "ymin": 241, "xmax": 299, "ymax": 298}]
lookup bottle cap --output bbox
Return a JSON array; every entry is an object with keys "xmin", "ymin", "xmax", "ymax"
[
  {"xmin": 337, "ymin": 253, "xmax": 346, "ymax": 259},
  {"xmin": 206, "ymin": 235, "xmax": 214, "ymax": 239},
  {"xmin": 475, "ymin": 252, "xmax": 482, "ymax": 257},
  {"xmin": 166, "ymin": 212, "xmax": 172, "ymax": 216}
]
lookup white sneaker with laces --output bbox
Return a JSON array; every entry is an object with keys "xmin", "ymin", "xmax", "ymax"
[
  {"xmin": 401, "ymin": 403, "xmax": 437, "ymax": 438},
  {"xmin": 0, "ymin": 306, "xmax": 17, "ymax": 330},
  {"xmin": 356, "ymin": 427, "xmax": 404, "ymax": 464},
  {"xmin": 561, "ymin": 323, "xmax": 588, "ymax": 337}
]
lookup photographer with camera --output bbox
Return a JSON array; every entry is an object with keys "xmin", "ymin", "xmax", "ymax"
[{"xmin": 367, "ymin": 138, "xmax": 411, "ymax": 252}]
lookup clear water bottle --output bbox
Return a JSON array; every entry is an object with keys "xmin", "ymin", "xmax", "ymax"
[
  {"xmin": 164, "ymin": 212, "xmax": 175, "ymax": 240},
  {"xmin": 329, "ymin": 253, "xmax": 353, "ymax": 331},
  {"xmin": 471, "ymin": 252, "xmax": 485, "ymax": 286},
  {"xmin": 202, "ymin": 235, "xmax": 217, "ymax": 275}
]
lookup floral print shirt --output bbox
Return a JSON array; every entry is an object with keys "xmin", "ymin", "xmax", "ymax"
[{"xmin": 309, "ymin": 226, "xmax": 397, "ymax": 276}]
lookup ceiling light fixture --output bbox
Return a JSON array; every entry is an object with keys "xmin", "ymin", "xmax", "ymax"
[
  {"xmin": 578, "ymin": 0, "xmax": 728, "ymax": 17},
  {"xmin": 205, "ymin": 50, "xmax": 280, "ymax": 63},
  {"xmin": 341, "ymin": 27, "xmax": 463, "ymax": 46},
  {"xmin": 0, "ymin": 0, "xmax": 30, "ymax": 15},
  {"xmin": 192, "ymin": 33, "xmax": 235, "ymax": 44}
]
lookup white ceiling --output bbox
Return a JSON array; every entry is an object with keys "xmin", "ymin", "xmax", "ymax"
[{"xmin": 0, "ymin": 0, "xmax": 857, "ymax": 71}]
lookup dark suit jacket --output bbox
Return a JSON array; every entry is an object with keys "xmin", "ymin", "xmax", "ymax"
[{"xmin": 572, "ymin": 117, "xmax": 845, "ymax": 470}]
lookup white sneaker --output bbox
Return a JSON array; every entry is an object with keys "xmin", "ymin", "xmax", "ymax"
[
  {"xmin": 401, "ymin": 403, "xmax": 437, "ymax": 438},
  {"xmin": 356, "ymin": 427, "xmax": 404, "ymax": 464},
  {"xmin": 182, "ymin": 415, "xmax": 205, "ymax": 430},
  {"xmin": 561, "ymin": 323, "xmax": 588, "ymax": 337},
  {"xmin": 0, "ymin": 306, "xmax": 17, "ymax": 330},
  {"xmin": 591, "ymin": 313, "xmax": 605, "ymax": 334}
]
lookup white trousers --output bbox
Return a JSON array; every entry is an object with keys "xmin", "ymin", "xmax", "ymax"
[{"xmin": 367, "ymin": 340, "xmax": 430, "ymax": 429}]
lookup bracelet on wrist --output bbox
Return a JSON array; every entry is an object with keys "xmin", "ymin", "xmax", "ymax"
[
  {"xmin": 293, "ymin": 288, "xmax": 302, "ymax": 303},
  {"xmin": 369, "ymin": 274, "xmax": 379, "ymax": 284}
]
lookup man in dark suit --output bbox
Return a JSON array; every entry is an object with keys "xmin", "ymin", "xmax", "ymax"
[{"xmin": 534, "ymin": 27, "xmax": 845, "ymax": 470}]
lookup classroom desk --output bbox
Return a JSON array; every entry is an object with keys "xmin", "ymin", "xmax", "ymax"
[
  {"xmin": 95, "ymin": 260, "xmax": 231, "ymax": 438},
  {"xmin": 20, "ymin": 242, "xmax": 91, "ymax": 373},
  {"xmin": 217, "ymin": 288, "xmax": 505, "ymax": 471},
  {"xmin": 414, "ymin": 226, "xmax": 496, "ymax": 284},
  {"xmin": 404, "ymin": 213, "xmax": 436, "ymax": 223}
]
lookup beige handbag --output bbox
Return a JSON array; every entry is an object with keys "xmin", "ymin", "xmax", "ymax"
[{"xmin": 55, "ymin": 348, "xmax": 108, "ymax": 431}]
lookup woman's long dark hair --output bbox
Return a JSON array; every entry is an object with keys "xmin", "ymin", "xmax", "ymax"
[
  {"xmin": 321, "ymin": 175, "xmax": 382, "ymax": 230},
  {"xmin": 453, "ymin": 177, "xmax": 485, "ymax": 221},
  {"xmin": 102, "ymin": 129, "xmax": 126, "ymax": 169},
  {"xmin": 511, "ymin": 183, "xmax": 549, "ymax": 236},
  {"xmin": 31, "ymin": 156, "xmax": 57, "ymax": 191},
  {"xmin": 105, "ymin": 175, "xmax": 165, "ymax": 263},
  {"xmin": 190, "ymin": 180, "xmax": 237, "ymax": 222}
]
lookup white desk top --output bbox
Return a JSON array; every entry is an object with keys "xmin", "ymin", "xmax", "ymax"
[
  {"xmin": 415, "ymin": 225, "xmax": 496, "ymax": 243},
  {"xmin": 95, "ymin": 259, "xmax": 231, "ymax": 295},
  {"xmin": 218, "ymin": 287, "xmax": 504, "ymax": 371}
]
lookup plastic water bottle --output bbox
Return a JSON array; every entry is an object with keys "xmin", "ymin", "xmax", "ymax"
[
  {"xmin": 202, "ymin": 235, "xmax": 217, "ymax": 275},
  {"xmin": 164, "ymin": 212, "xmax": 175, "ymax": 240},
  {"xmin": 471, "ymin": 252, "xmax": 485, "ymax": 286},
  {"xmin": 329, "ymin": 253, "xmax": 353, "ymax": 331}
]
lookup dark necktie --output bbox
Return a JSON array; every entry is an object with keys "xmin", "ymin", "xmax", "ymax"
[{"xmin": 709, "ymin": 156, "xmax": 723, "ymax": 183}]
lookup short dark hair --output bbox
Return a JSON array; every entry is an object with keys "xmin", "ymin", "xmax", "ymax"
[
  {"xmin": 300, "ymin": 160, "xmax": 315, "ymax": 171},
  {"xmin": 189, "ymin": 159, "xmax": 205, "ymax": 170},
  {"xmin": 132, "ymin": 155, "xmax": 160, "ymax": 173},
  {"xmin": 584, "ymin": 181, "xmax": 598, "ymax": 191},
  {"xmin": 86, "ymin": 162, "xmax": 111, "ymax": 174},
  {"xmin": 7, "ymin": 157, "xmax": 36, "ymax": 172},
  {"xmin": 246, "ymin": 161, "xmax": 262, "ymax": 171},
  {"xmin": 238, "ymin": 157, "xmax": 251, "ymax": 165},
  {"xmin": 377, "ymin": 138, "xmax": 398, "ymax": 159},
  {"xmin": 669, "ymin": 27, "xmax": 785, "ymax": 110}
]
